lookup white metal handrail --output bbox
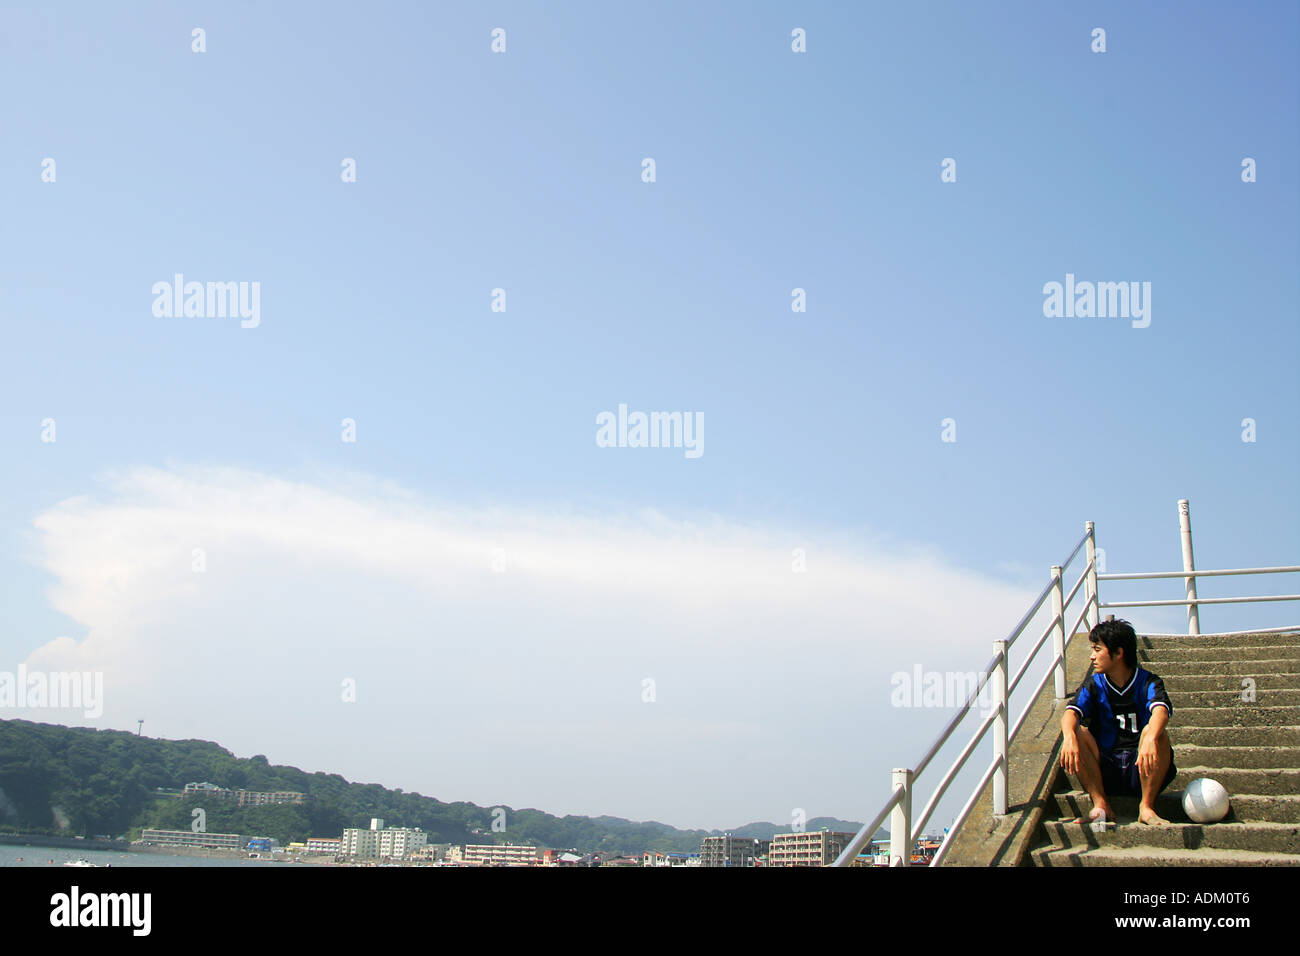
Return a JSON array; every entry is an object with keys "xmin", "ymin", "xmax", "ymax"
[
  {"xmin": 909, "ymin": 650, "xmax": 1001, "ymax": 783},
  {"xmin": 909, "ymin": 696, "xmax": 1002, "ymax": 840},
  {"xmin": 1099, "ymin": 549, "xmax": 1298, "ymax": 635},
  {"xmin": 830, "ymin": 498, "xmax": 1297, "ymax": 869},
  {"xmin": 837, "ymin": 785, "xmax": 907, "ymax": 867},
  {"xmin": 929, "ymin": 756, "xmax": 1002, "ymax": 867},
  {"xmin": 1008, "ymin": 561, "xmax": 1091, "ymax": 698},
  {"xmin": 1103, "ymin": 594, "xmax": 1300, "ymax": 608},
  {"xmin": 1012, "ymin": 588, "xmax": 1093, "ymax": 705},
  {"xmin": 1101, "ymin": 566, "xmax": 1300, "ymax": 580}
]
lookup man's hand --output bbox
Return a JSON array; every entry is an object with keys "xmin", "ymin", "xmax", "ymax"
[
  {"xmin": 1137, "ymin": 734, "xmax": 1158, "ymax": 778},
  {"xmin": 1060, "ymin": 730, "xmax": 1080, "ymax": 775}
]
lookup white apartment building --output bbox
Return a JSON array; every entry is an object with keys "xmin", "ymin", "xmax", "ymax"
[
  {"xmin": 340, "ymin": 818, "xmax": 428, "ymax": 860},
  {"xmin": 379, "ymin": 828, "xmax": 427, "ymax": 859}
]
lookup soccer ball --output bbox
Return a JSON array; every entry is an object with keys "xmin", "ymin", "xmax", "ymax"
[{"xmin": 1182, "ymin": 778, "xmax": 1230, "ymax": 823}]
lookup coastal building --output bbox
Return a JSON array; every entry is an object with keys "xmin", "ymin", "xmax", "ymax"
[
  {"xmin": 408, "ymin": 844, "xmax": 450, "ymax": 863},
  {"xmin": 911, "ymin": 837, "xmax": 943, "ymax": 865},
  {"xmin": 183, "ymin": 782, "xmax": 224, "ymax": 795},
  {"xmin": 767, "ymin": 830, "xmax": 855, "ymax": 867},
  {"xmin": 340, "ymin": 818, "xmax": 428, "ymax": 860},
  {"xmin": 181, "ymin": 782, "xmax": 305, "ymax": 807},
  {"xmin": 306, "ymin": 837, "xmax": 343, "ymax": 855},
  {"xmin": 543, "ymin": 849, "xmax": 584, "ymax": 866},
  {"xmin": 138, "ymin": 828, "xmax": 247, "ymax": 850},
  {"xmin": 449, "ymin": 844, "xmax": 544, "ymax": 866},
  {"xmin": 699, "ymin": 835, "xmax": 764, "ymax": 867},
  {"xmin": 378, "ymin": 828, "xmax": 427, "ymax": 859},
  {"xmin": 641, "ymin": 850, "xmax": 704, "ymax": 867},
  {"xmin": 234, "ymin": 789, "xmax": 305, "ymax": 808}
]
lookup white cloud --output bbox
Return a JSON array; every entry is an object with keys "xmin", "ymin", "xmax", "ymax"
[{"xmin": 19, "ymin": 464, "xmax": 1038, "ymax": 829}]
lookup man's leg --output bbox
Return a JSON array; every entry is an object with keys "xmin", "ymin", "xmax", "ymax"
[
  {"xmin": 1071, "ymin": 726, "xmax": 1114, "ymax": 825},
  {"xmin": 1137, "ymin": 726, "xmax": 1173, "ymax": 826}
]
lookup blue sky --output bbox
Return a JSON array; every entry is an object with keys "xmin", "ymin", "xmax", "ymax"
[{"xmin": 1, "ymin": 1, "xmax": 1296, "ymax": 832}]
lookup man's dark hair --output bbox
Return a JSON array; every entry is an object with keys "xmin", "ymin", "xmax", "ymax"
[{"xmin": 1089, "ymin": 618, "xmax": 1137, "ymax": 667}]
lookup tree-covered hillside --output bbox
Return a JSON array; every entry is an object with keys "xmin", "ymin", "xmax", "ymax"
[{"xmin": 0, "ymin": 720, "xmax": 869, "ymax": 854}]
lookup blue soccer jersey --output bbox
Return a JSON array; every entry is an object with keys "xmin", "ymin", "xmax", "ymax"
[{"xmin": 1066, "ymin": 667, "xmax": 1172, "ymax": 751}]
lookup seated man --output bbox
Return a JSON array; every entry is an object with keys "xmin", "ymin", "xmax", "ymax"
[{"xmin": 1060, "ymin": 618, "xmax": 1176, "ymax": 826}]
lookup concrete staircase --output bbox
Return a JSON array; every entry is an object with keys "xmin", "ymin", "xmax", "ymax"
[{"xmin": 1029, "ymin": 630, "xmax": 1300, "ymax": 866}]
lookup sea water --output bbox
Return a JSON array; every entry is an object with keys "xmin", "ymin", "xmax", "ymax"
[{"xmin": 0, "ymin": 844, "xmax": 283, "ymax": 867}]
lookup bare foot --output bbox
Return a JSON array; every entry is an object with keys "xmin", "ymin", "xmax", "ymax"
[
  {"xmin": 1138, "ymin": 806, "xmax": 1170, "ymax": 826},
  {"xmin": 1074, "ymin": 805, "xmax": 1113, "ymax": 828}
]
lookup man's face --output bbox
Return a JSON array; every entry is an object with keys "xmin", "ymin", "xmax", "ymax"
[{"xmin": 1090, "ymin": 641, "xmax": 1120, "ymax": 674}]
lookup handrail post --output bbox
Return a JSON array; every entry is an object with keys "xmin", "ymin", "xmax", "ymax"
[
  {"xmin": 1084, "ymin": 521, "xmax": 1098, "ymax": 633},
  {"xmin": 890, "ymin": 769, "xmax": 912, "ymax": 866},
  {"xmin": 992, "ymin": 640, "xmax": 1008, "ymax": 815},
  {"xmin": 1178, "ymin": 499, "xmax": 1200, "ymax": 635},
  {"xmin": 1050, "ymin": 566, "xmax": 1066, "ymax": 699}
]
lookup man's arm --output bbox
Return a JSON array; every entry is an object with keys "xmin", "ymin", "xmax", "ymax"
[
  {"xmin": 1060, "ymin": 679, "xmax": 1093, "ymax": 773},
  {"xmin": 1061, "ymin": 708, "xmax": 1082, "ymax": 773},
  {"xmin": 1147, "ymin": 676, "xmax": 1174, "ymax": 720},
  {"xmin": 1137, "ymin": 703, "xmax": 1169, "ymax": 777},
  {"xmin": 1138, "ymin": 674, "xmax": 1174, "ymax": 777}
]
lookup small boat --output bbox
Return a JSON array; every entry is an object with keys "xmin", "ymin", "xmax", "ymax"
[{"xmin": 63, "ymin": 859, "xmax": 97, "ymax": 867}]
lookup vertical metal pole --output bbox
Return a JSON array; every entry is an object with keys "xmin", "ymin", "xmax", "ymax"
[
  {"xmin": 992, "ymin": 640, "xmax": 1008, "ymax": 815},
  {"xmin": 1084, "ymin": 521, "xmax": 1099, "ymax": 633},
  {"xmin": 1051, "ymin": 566, "xmax": 1066, "ymax": 699},
  {"xmin": 890, "ymin": 768, "xmax": 912, "ymax": 867},
  {"xmin": 1178, "ymin": 499, "xmax": 1200, "ymax": 635}
]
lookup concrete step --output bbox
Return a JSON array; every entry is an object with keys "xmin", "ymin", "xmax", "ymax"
[
  {"xmin": 1067, "ymin": 766, "xmax": 1300, "ymax": 795},
  {"xmin": 1172, "ymin": 767, "xmax": 1300, "ymax": 795},
  {"xmin": 1142, "ymin": 644, "xmax": 1300, "ymax": 663},
  {"xmin": 1173, "ymin": 705, "xmax": 1300, "ymax": 726},
  {"xmin": 1153, "ymin": 660, "xmax": 1300, "ymax": 676},
  {"xmin": 1053, "ymin": 790, "xmax": 1300, "ymax": 824},
  {"xmin": 1041, "ymin": 819, "xmax": 1300, "ymax": 853},
  {"xmin": 1029, "ymin": 845, "xmax": 1300, "ymax": 867},
  {"xmin": 1172, "ymin": 725, "xmax": 1300, "ymax": 747},
  {"xmin": 1139, "ymin": 632, "xmax": 1300, "ymax": 650},
  {"xmin": 1172, "ymin": 744, "xmax": 1300, "ymax": 769},
  {"xmin": 1168, "ymin": 679, "xmax": 1300, "ymax": 696}
]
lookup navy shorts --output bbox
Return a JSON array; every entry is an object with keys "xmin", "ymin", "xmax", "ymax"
[{"xmin": 1100, "ymin": 748, "xmax": 1176, "ymax": 797}]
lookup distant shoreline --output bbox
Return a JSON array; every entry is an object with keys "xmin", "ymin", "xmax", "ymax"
[
  {"xmin": 0, "ymin": 832, "xmax": 128, "ymax": 853},
  {"xmin": 0, "ymin": 833, "xmax": 334, "ymax": 863},
  {"xmin": 127, "ymin": 843, "xmax": 334, "ymax": 863}
]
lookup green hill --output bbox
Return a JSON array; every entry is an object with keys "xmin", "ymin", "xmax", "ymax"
[{"xmin": 0, "ymin": 719, "xmax": 872, "ymax": 854}]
